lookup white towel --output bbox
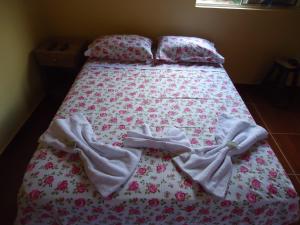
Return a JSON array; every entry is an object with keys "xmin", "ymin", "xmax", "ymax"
[
  {"xmin": 173, "ymin": 114, "xmax": 268, "ymax": 198},
  {"xmin": 123, "ymin": 124, "xmax": 192, "ymax": 154},
  {"xmin": 39, "ymin": 113, "xmax": 142, "ymax": 197}
]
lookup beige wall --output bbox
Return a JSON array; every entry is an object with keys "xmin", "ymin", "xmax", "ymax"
[
  {"xmin": 0, "ymin": 1, "xmax": 44, "ymax": 154},
  {"xmin": 38, "ymin": 0, "xmax": 300, "ymax": 83}
]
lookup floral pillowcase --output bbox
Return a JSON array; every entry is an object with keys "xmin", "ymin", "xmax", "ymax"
[
  {"xmin": 84, "ymin": 35, "xmax": 154, "ymax": 63},
  {"xmin": 155, "ymin": 36, "xmax": 225, "ymax": 64}
]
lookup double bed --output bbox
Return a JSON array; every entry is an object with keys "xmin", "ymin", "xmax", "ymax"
[{"xmin": 15, "ymin": 59, "xmax": 299, "ymax": 225}]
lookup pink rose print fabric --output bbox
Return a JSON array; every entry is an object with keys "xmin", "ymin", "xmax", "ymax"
[
  {"xmin": 15, "ymin": 60, "xmax": 299, "ymax": 225},
  {"xmin": 84, "ymin": 35, "xmax": 153, "ymax": 63},
  {"xmin": 156, "ymin": 36, "xmax": 225, "ymax": 64}
]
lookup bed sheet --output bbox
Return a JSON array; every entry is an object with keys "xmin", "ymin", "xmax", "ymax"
[{"xmin": 15, "ymin": 60, "xmax": 299, "ymax": 225}]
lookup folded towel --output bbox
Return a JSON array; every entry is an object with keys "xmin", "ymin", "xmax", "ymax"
[
  {"xmin": 123, "ymin": 124, "xmax": 192, "ymax": 154},
  {"xmin": 173, "ymin": 114, "xmax": 268, "ymax": 198},
  {"xmin": 39, "ymin": 113, "xmax": 142, "ymax": 197}
]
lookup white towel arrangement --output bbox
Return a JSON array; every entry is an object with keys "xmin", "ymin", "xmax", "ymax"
[
  {"xmin": 123, "ymin": 124, "xmax": 192, "ymax": 154},
  {"xmin": 40, "ymin": 113, "xmax": 267, "ymax": 198},
  {"xmin": 39, "ymin": 113, "xmax": 142, "ymax": 197},
  {"xmin": 173, "ymin": 114, "xmax": 268, "ymax": 198}
]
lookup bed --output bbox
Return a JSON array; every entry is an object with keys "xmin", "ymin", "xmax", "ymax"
[{"xmin": 15, "ymin": 60, "xmax": 299, "ymax": 225}]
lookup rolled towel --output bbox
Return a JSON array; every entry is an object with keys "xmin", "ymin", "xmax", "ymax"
[
  {"xmin": 123, "ymin": 124, "xmax": 192, "ymax": 154},
  {"xmin": 39, "ymin": 113, "xmax": 142, "ymax": 197},
  {"xmin": 173, "ymin": 114, "xmax": 268, "ymax": 198}
]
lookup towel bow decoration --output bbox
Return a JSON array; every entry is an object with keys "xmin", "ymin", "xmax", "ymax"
[
  {"xmin": 40, "ymin": 113, "xmax": 267, "ymax": 198},
  {"xmin": 123, "ymin": 124, "xmax": 192, "ymax": 154},
  {"xmin": 39, "ymin": 113, "xmax": 141, "ymax": 197},
  {"xmin": 172, "ymin": 114, "xmax": 268, "ymax": 198}
]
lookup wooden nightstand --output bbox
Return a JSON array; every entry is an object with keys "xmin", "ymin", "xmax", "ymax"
[
  {"xmin": 35, "ymin": 38, "xmax": 87, "ymax": 99},
  {"xmin": 263, "ymin": 58, "xmax": 300, "ymax": 107}
]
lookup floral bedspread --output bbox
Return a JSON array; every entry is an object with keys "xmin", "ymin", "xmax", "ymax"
[{"xmin": 15, "ymin": 61, "xmax": 299, "ymax": 225}]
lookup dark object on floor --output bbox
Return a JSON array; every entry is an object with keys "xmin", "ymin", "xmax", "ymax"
[{"xmin": 263, "ymin": 58, "xmax": 300, "ymax": 108}]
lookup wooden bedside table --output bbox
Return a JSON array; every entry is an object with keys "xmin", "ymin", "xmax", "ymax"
[
  {"xmin": 35, "ymin": 38, "xmax": 87, "ymax": 99},
  {"xmin": 263, "ymin": 58, "xmax": 300, "ymax": 107}
]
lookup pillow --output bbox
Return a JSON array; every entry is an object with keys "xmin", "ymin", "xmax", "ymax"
[
  {"xmin": 84, "ymin": 35, "xmax": 154, "ymax": 63},
  {"xmin": 155, "ymin": 36, "xmax": 224, "ymax": 64}
]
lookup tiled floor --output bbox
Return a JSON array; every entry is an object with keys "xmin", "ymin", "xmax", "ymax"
[
  {"xmin": 0, "ymin": 85, "xmax": 299, "ymax": 225},
  {"xmin": 236, "ymin": 85, "xmax": 300, "ymax": 194},
  {"xmin": 237, "ymin": 85, "xmax": 300, "ymax": 224}
]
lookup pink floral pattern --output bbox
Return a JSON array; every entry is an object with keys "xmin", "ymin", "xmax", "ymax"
[
  {"xmin": 15, "ymin": 60, "xmax": 299, "ymax": 225},
  {"xmin": 156, "ymin": 36, "xmax": 224, "ymax": 64},
  {"xmin": 84, "ymin": 35, "xmax": 153, "ymax": 63}
]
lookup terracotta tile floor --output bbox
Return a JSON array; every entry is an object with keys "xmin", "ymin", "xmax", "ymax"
[
  {"xmin": 0, "ymin": 85, "xmax": 299, "ymax": 225},
  {"xmin": 237, "ymin": 85, "xmax": 300, "ymax": 225},
  {"xmin": 236, "ymin": 85, "xmax": 300, "ymax": 194}
]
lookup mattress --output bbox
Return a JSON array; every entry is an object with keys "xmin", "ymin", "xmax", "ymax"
[{"xmin": 15, "ymin": 60, "xmax": 299, "ymax": 225}]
